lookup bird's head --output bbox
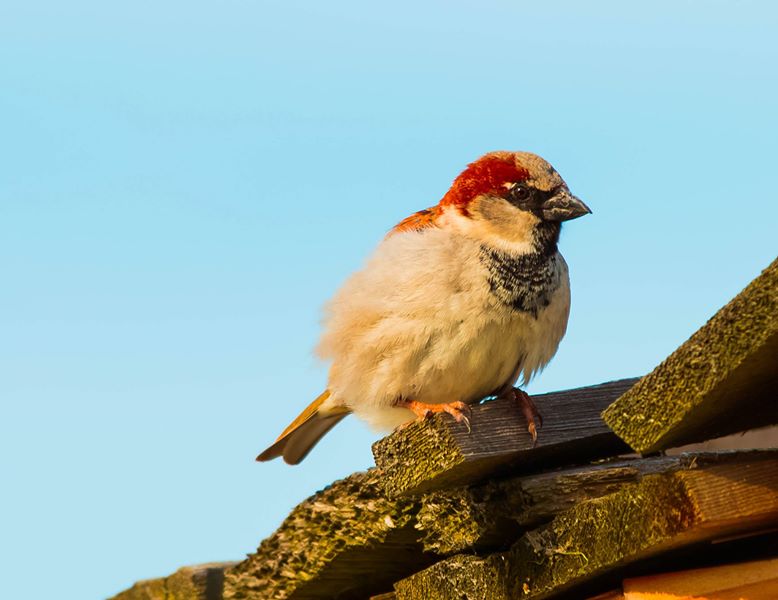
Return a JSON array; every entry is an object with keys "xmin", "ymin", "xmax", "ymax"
[{"xmin": 439, "ymin": 151, "xmax": 590, "ymax": 249}]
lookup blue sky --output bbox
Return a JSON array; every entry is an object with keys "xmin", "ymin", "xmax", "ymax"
[{"xmin": 1, "ymin": 2, "xmax": 776, "ymax": 599}]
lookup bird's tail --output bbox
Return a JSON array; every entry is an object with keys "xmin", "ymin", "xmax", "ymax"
[{"xmin": 256, "ymin": 390, "xmax": 350, "ymax": 464}]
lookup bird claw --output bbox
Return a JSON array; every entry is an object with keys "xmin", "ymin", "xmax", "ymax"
[
  {"xmin": 506, "ymin": 388, "xmax": 542, "ymax": 446},
  {"xmin": 461, "ymin": 415, "xmax": 471, "ymax": 433},
  {"xmin": 399, "ymin": 399, "xmax": 472, "ymax": 432},
  {"xmin": 527, "ymin": 421, "xmax": 538, "ymax": 446},
  {"xmin": 441, "ymin": 401, "xmax": 472, "ymax": 432}
]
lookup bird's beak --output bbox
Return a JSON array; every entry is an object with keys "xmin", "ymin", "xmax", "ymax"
[{"xmin": 541, "ymin": 190, "xmax": 592, "ymax": 222}]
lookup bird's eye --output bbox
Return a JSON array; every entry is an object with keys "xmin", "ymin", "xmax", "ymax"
[{"xmin": 509, "ymin": 183, "xmax": 531, "ymax": 202}]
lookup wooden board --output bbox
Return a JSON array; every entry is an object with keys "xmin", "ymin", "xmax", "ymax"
[
  {"xmin": 373, "ymin": 378, "xmax": 637, "ymax": 497},
  {"xmin": 603, "ymin": 257, "xmax": 778, "ymax": 454},
  {"xmin": 623, "ymin": 557, "xmax": 778, "ymax": 599},
  {"xmin": 394, "ymin": 454, "xmax": 778, "ymax": 600},
  {"xmin": 222, "ymin": 470, "xmax": 433, "ymax": 600},
  {"xmin": 415, "ymin": 453, "xmax": 730, "ymax": 555},
  {"xmin": 115, "ymin": 454, "xmax": 744, "ymax": 600}
]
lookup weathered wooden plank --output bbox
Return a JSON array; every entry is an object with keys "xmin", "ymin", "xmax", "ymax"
[
  {"xmin": 623, "ymin": 557, "xmax": 778, "ymax": 600},
  {"xmin": 396, "ymin": 553, "xmax": 514, "ymax": 600},
  {"xmin": 416, "ymin": 453, "xmax": 707, "ymax": 555},
  {"xmin": 394, "ymin": 453, "xmax": 778, "ymax": 600},
  {"xmin": 629, "ymin": 579, "xmax": 778, "ymax": 600},
  {"xmin": 373, "ymin": 378, "xmax": 637, "ymax": 497},
  {"xmin": 116, "ymin": 450, "xmax": 693, "ymax": 600},
  {"xmin": 603, "ymin": 257, "xmax": 778, "ymax": 454},
  {"xmin": 222, "ymin": 470, "xmax": 433, "ymax": 600},
  {"xmin": 109, "ymin": 563, "xmax": 236, "ymax": 600}
]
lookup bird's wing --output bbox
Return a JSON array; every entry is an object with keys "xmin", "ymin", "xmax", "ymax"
[{"xmin": 388, "ymin": 205, "xmax": 442, "ymax": 236}]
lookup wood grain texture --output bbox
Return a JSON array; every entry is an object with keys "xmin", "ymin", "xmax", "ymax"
[
  {"xmin": 623, "ymin": 557, "xmax": 778, "ymax": 599},
  {"xmin": 394, "ymin": 453, "xmax": 778, "ymax": 600},
  {"xmin": 108, "ymin": 563, "xmax": 236, "ymax": 600},
  {"xmin": 603, "ymin": 257, "xmax": 778, "ymax": 454},
  {"xmin": 222, "ymin": 470, "xmax": 433, "ymax": 600},
  {"xmin": 373, "ymin": 378, "xmax": 637, "ymax": 497}
]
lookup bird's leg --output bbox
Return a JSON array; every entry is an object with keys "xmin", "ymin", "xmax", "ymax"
[
  {"xmin": 395, "ymin": 398, "xmax": 472, "ymax": 432},
  {"xmin": 502, "ymin": 387, "xmax": 543, "ymax": 444}
]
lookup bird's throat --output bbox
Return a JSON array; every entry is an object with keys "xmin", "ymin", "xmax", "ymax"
[{"xmin": 479, "ymin": 222, "xmax": 562, "ymax": 317}]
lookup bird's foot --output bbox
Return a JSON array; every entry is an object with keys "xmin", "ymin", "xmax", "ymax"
[
  {"xmin": 397, "ymin": 399, "xmax": 472, "ymax": 432},
  {"xmin": 503, "ymin": 387, "xmax": 542, "ymax": 445}
]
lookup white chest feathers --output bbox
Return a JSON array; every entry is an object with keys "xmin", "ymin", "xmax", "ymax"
[{"xmin": 316, "ymin": 226, "xmax": 571, "ymax": 430}]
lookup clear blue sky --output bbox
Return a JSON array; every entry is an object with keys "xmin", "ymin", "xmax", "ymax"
[{"xmin": 1, "ymin": 2, "xmax": 776, "ymax": 598}]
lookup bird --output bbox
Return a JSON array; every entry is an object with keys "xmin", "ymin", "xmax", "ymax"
[{"xmin": 257, "ymin": 151, "xmax": 591, "ymax": 464}]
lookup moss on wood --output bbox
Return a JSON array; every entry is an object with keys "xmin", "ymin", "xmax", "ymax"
[
  {"xmin": 603, "ymin": 258, "xmax": 778, "ymax": 453},
  {"xmin": 393, "ymin": 554, "xmax": 515, "ymax": 600},
  {"xmin": 395, "ymin": 454, "xmax": 778, "ymax": 599},
  {"xmin": 222, "ymin": 469, "xmax": 432, "ymax": 600},
  {"xmin": 374, "ymin": 379, "xmax": 636, "ymax": 497},
  {"xmin": 373, "ymin": 417, "xmax": 466, "ymax": 498},
  {"xmin": 396, "ymin": 476, "xmax": 697, "ymax": 600},
  {"xmin": 415, "ymin": 454, "xmax": 699, "ymax": 555}
]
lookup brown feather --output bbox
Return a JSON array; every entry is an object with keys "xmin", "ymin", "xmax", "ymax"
[
  {"xmin": 276, "ymin": 390, "xmax": 331, "ymax": 440},
  {"xmin": 256, "ymin": 390, "xmax": 350, "ymax": 464}
]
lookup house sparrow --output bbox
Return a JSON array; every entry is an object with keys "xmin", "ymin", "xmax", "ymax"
[{"xmin": 258, "ymin": 151, "xmax": 590, "ymax": 464}]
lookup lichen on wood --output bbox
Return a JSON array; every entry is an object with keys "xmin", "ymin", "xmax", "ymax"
[
  {"xmin": 394, "ymin": 554, "xmax": 513, "ymax": 600},
  {"xmin": 603, "ymin": 257, "xmax": 778, "ymax": 453},
  {"xmin": 414, "ymin": 454, "xmax": 699, "ymax": 555},
  {"xmin": 395, "ymin": 454, "xmax": 778, "ymax": 599},
  {"xmin": 396, "ymin": 475, "xmax": 697, "ymax": 600},
  {"xmin": 222, "ymin": 469, "xmax": 432, "ymax": 600},
  {"xmin": 372, "ymin": 416, "xmax": 466, "ymax": 498},
  {"xmin": 374, "ymin": 379, "xmax": 636, "ymax": 497}
]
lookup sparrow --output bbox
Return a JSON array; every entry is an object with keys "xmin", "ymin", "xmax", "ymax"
[{"xmin": 257, "ymin": 151, "xmax": 590, "ymax": 464}]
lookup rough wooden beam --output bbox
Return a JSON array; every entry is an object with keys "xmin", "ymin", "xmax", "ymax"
[
  {"xmin": 416, "ymin": 453, "xmax": 705, "ymax": 555},
  {"xmin": 603, "ymin": 257, "xmax": 778, "ymax": 453},
  {"xmin": 373, "ymin": 378, "xmax": 636, "ymax": 497},
  {"xmin": 222, "ymin": 470, "xmax": 433, "ymax": 600},
  {"xmin": 394, "ymin": 452, "xmax": 778, "ymax": 600},
  {"xmin": 109, "ymin": 563, "xmax": 235, "ymax": 600}
]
